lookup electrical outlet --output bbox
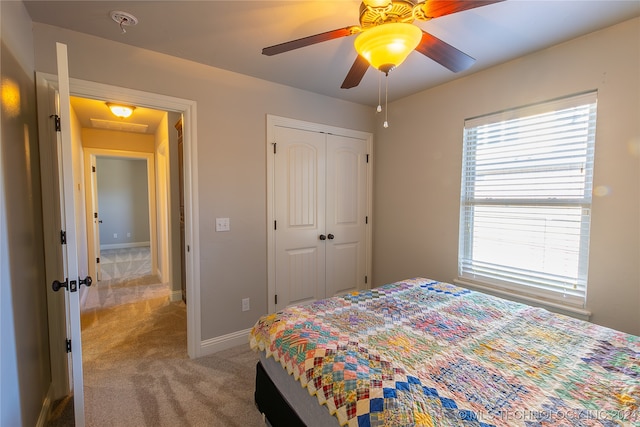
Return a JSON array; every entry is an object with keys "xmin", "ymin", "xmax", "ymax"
[
  {"xmin": 242, "ymin": 298, "xmax": 250, "ymax": 312},
  {"xmin": 113, "ymin": 233, "xmax": 118, "ymax": 239}
]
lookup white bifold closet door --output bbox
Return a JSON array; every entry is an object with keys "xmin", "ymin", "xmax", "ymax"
[{"xmin": 273, "ymin": 125, "xmax": 368, "ymax": 310}]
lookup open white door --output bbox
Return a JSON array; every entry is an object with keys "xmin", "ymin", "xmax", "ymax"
[{"xmin": 54, "ymin": 41, "xmax": 87, "ymax": 427}]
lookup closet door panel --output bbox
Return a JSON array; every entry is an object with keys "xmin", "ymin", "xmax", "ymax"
[
  {"xmin": 325, "ymin": 134, "xmax": 368, "ymax": 297},
  {"xmin": 274, "ymin": 126, "xmax": 326, "ymax": 308}
]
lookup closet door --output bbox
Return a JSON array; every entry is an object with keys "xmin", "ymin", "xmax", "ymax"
[
  {"xmin": 273, "ymin": 126, "xmax": 326, "ymax": 308},
  {"xmin": 325, "ymin": 134, "xmax": 368, "ymax": 297}
]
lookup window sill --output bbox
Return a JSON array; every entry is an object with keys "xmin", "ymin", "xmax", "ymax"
[{"xmin": 453, "ymin": 278, "xmax": 592, "ymax": 321}]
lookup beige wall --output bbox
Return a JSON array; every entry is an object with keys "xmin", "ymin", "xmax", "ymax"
[
  {"xmin": 1, "ymin": 1, "xmax": 51, "ymax": 425},
  {"xmin": 82, "ymin": 128, "xmax": 156, "ymax": 152},
  {"xmin": 373, "ymin": 17, "xmax": 640, "ymax": 336},
  {"xmin": 154, "ymin": 112, "xmax": 172, "ymax": 285},
  {"xmin": 32, "ymin": 22, "xmax": 376, "ymax": 342}
]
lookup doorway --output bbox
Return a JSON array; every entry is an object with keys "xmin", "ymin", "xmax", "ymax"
[
  {"xmin": 71, "ymin": 98, "xmax": 188, "ymax": 424},
  {"xmin": 35, "ymin": 72, "xmax": 201, "ymax": 417},
  {"xmin": 82, "ymin": 150, "xmax": 166, "ymax": 311}
]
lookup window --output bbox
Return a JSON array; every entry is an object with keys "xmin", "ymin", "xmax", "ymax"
[{"xmin": 458, "ymin": 92, "xmax": 597, "ymax": 307}]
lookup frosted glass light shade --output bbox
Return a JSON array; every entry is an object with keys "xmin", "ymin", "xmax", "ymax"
[
  {"xmin": 107, "ymin": 103, "xmax": 135, "ymax": 118},
  {"xmin": 354, "ymin": 23, "xmax": 422, "ymax": 73}
]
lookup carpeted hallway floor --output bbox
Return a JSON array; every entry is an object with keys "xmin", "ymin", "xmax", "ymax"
[{"xmin": 47, "ymin": 248, "xmax": 265, "ymax": 426}]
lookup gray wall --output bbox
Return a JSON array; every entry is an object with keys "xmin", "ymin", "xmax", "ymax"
[
  {"xmin": 1, "ymin": 1, "xmax": 51, "ymax": 425},
  {"xmin": 373, "ymin": 17, "xmax": 640, "ymax": 336},
  {"xmin": 97, "ymin": 157, "xmax": 150, "ymax": 247}
]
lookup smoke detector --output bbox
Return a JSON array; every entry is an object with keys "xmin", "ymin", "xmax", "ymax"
[{"xmin": 110, "ymin": 10, "xmax": 138, "ymax": 33}]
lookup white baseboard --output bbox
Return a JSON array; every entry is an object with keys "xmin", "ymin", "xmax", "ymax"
[
  {"xmin": 198, "ymin": 328, "xmax": 252, "ymax": 357},
  {"xmin": 100, "ymin": 241, "xmax": 150, "ymax": 250},
  {"xmin": 36, "ymin": 384, "xmax": 54, "ymax": 427},
  {"xmin": 170, "ymin": 290, "xmax": 183, "ymax": 302}
]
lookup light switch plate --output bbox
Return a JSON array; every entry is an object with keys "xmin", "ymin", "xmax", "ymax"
[{"xmin": 216, "ymin": 217, "xmax": 230, "ymax": 232}]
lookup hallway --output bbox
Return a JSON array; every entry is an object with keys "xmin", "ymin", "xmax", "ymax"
[{"xmin": 46, "ymin": 259, "xmax": 263, "ymax": 426}]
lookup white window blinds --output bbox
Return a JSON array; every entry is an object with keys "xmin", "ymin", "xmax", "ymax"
[{"xmin": 459, "ymin": 92, "xmax": 597, "ymax": 307}]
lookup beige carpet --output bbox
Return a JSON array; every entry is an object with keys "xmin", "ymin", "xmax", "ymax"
[{"xmin": 47, "ymin": 271, "xmax": 265, "ymax": 426}]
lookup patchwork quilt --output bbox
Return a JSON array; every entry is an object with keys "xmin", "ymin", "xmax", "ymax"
[{"xmin": 249, "ymin": 278, "xmax": 640, "ymax": 427}]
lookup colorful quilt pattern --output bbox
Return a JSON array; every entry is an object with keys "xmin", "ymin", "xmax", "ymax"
[{"xmin": 249, "ymin": 278, "xmax": 640, "ymax": 427}]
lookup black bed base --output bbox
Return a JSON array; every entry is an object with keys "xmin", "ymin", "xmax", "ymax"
[{"xmin": 255, "ymin": 361, "xmax": 306, "ymax": 427}]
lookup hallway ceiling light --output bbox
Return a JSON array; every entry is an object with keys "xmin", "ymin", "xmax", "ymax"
[{"xmin": 106, "ymin": 102, "xmax": 136, "ymax": 119}]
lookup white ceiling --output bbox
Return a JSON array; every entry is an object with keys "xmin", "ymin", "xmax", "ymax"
[{"xmin": 25, "ymin": 0, "xmax": 640, "ymax": 130}]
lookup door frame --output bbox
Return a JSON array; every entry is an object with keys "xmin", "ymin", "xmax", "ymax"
[
  {"xmin": 266, "ymin": 115, "xmax": 373, "ymax": 313},
  {"xmin": 84, "ymin": 149, "xmax": 158, "ymax": 284},
  {"xmin": 36, "ymin": 73, "xmax": 201, "ymax": 400}
]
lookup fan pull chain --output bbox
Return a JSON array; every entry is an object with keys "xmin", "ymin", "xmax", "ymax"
[
  {"xmin": 383, "ymin": 73, "xmax": 389, "ymax": 128},
  {"xmin": 377, "ymin": 72, "xmax": 382, "ymax": 113}
]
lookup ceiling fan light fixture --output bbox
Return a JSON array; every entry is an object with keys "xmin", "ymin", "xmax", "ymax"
[
  {"xmin": 106, "ymin": 102, "xmax": 135, "ymax": 119},
  {"xmin": 354, "ymin": 23, "xmax": 422, "ymax": 73}
]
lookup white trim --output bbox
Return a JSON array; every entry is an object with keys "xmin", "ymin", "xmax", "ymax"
[
  {"xmin": 35, "ymin": 73, "xmax": 200, "ymax": 367},
  {"xmin": 199, "ymin": 328, "xmax": 252, "ymax": 357},
  {"xmin": 266, "ymin": 115, "xmax": 373, "ymax": 314},
  {"xmin": 170, "ymin": 290, "xmax": 183, "ymax": 302},
  {"xmin": 36, "ymin": 384, "xmax": 55, "ymax": 427},
  {"xmin": 454, "ymin": 278, "xmax": 592, "ymax": 320}
]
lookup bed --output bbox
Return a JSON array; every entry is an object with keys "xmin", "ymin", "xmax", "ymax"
[{"xmin": 249, "ymin": 277, "xmax": 639, "ymax": 426}]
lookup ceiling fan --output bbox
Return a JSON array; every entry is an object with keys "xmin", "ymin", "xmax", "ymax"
[{"xmin": 262, "ymin": 0, "xmax": 504, "ymax": 89}]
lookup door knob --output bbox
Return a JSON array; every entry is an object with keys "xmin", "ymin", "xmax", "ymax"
[
  {"xmin": 79, "ymin": 276, "xmax": 92, "ymax": 287},
  {"xmin": 319, "ymin": 234, "xmax": 326, "ymax": 240},
  {"xmin": 52, "ymin": 279, "xmax": 68, "ymax": 292},
  {"xmin": 327, "ymin": 234, "xmax": 335, "ymax": 240}
]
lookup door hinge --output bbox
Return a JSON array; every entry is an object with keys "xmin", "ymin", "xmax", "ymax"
[
  {"xmin": 365, "ymin": 275, "xmax": 368, "ymax": 284},
  {"xmin": 366, "ymin": 154, "xmax": 369, "ymax": 163},
  {"xmin": 66, "ymin": 339, "xmax": 71, "ymax": 353},
  {"xmin": 275, "ymin": 294, "xmax": 278, "ymax": 305},
  {"xmin": 273, "ymin": 143, "xmax": 277, "ymax": 154},
  {"xmin": 51, "ymin": 114, "xmax": 61, "ymax": 132},
  {"xmin": 92, "ymin": 165, "xmax": 96, "ymax": 172},
  {"xmin": 94, "ymin": 212, "xmax": 98, "ymax": 219},
  {"xmin": 60, "ymin": 230, "xmax": 67, "ymax": 245},
  {"xmin": 365, "ymin": 216, "xmax": 368, "ymax": 224},
  {"xmin": 274, "ymin": 220, "xmax": 277, "ymax": 230},
  {"xmin": 96, "ymin": 257, "xmax": 100, "ymax": 264}
]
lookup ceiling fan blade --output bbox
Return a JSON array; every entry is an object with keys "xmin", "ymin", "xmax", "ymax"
[
  {"xmin": 341, "ymin": 55, "xmax": 370, "ymax": 89},
  {"xmin": 415, "ymin": 30, "xmax": 475, "ymax": 73},
  {"xmin": 419, "ymin": 0, "xmax": 505, "ymax": 19},
  {"xmin": 262, "ymin": 26, "xmax": 359, "ymax": 56}
]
